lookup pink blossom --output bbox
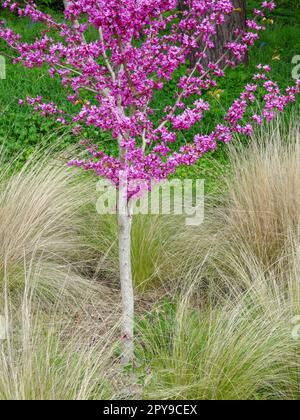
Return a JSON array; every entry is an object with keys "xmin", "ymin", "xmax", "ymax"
[
  {"xmin": 262, "ymin": 1, "xmax": 276, "ymax": 11},
  {"xmin": 0, "ymin": 0, "xmax": 298, "ymax": 190}
]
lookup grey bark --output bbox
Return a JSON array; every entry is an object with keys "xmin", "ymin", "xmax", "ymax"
[
  {"xmin": 179, "ymin": 0, "xmax": 248, "ymax": 66},
  {"xmin": 118, "ymin": 196, "xmax": 134, "ymax": 365}
]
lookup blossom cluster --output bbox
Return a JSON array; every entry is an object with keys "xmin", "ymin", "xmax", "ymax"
[{"xmin": 0, "ymin": 0, "xmax": 298, "ymax": 192}]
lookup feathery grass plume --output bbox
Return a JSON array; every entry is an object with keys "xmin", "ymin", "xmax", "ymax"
[
  {"xmin": 137, "ymin": 269, "xmax": 300, "ymax": 400},
  {"xmin": 0, "ymin": 272, "xmax": 120, "ymax": 400},
  {"xmin": 181, "ymin": 117, "xmax": 300, "ymax": 296},
  {"xmin": 0, "ymin": 145, "xmax": 111, "ymax": 308},
  {"xmin": 224, "ymin": 119, "xmax": 300, "ymax": 269}
]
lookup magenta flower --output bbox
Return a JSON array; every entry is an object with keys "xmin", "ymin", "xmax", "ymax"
[{"xmin": 0, "ymin": 0, "xmax": 298, "ymax": 190}]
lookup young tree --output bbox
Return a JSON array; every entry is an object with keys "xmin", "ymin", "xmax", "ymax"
[{"xmin": 0, "ymin": 0, "xmax": 298, "ymax": 363}]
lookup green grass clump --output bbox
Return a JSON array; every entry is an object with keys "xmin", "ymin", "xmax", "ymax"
[
  {"xmin": 82, "ymin": 213, "xmax": 191, "ymax": 292},
  {"xmin": 137, "ymin": 279, "xmax": 300, "ymax": 400}
]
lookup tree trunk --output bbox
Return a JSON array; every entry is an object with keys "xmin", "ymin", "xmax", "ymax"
[
  {"xmin": 118, "ymin": 198, "xmax": 134, "ymax": 365},
  {"xmin": 179, "ymin": 0, "xmax": 248, "ymax": 66},
  {"xmin": 206, "ymin": 0, "xmax": 247, "ymax": 65}
]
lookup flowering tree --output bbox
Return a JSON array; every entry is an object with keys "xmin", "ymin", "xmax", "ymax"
[{"xmin": 0, "ymin": 0, "xmax": 299, "ymax": 363}]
